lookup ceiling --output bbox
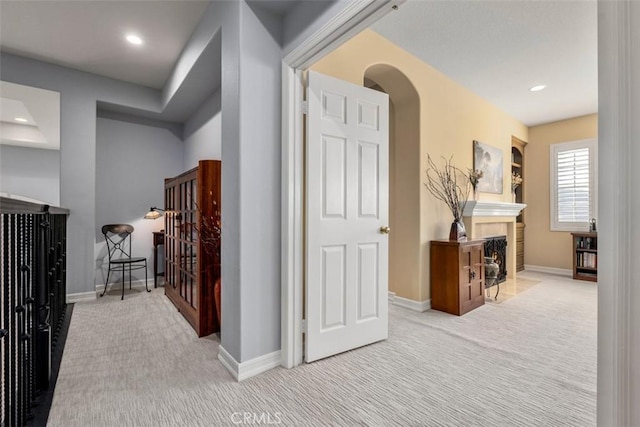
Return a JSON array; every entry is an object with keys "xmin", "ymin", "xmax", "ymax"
[
  {"xmin": 0, "ymin": 1, "xmax": 597, "ymax": 127},
  {"xmin": 0, "ymin": 0, "xmax": 210, "ymax": 89},
  {"xmin": 371, "ymin": 0, "xmax": 598, "ymax": 126},
  {"xmin": 247, "ymin": 0, "xmax": 304, "ymax": 16}
]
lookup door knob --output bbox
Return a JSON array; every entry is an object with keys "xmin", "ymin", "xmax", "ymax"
[{"xmin": 380, "ymin": 226, "xmax": 391, "ymax": 234}]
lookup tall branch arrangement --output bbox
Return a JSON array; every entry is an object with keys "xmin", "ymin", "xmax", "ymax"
[
  {"xmin": 193, "ymin": 197, "xmax": 221, "ymax": 263},
  {"xmin": 425, "ymin": 155, "xmax": 471, "ymax": 221}
]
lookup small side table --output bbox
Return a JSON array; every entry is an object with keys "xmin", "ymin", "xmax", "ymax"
[{"xmin": 153, "ymin": 231, "xmax": 165, "ymax": 288}]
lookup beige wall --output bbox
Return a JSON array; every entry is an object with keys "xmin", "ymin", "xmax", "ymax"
[
  {"xmin": 365, "ymin": 65, "xmax": 421, "ymax": 305},
  {"xmin": 526, "ymin": 114, "xmax": 598, "ymax": 270},
  {"xmin": 310, "ymin": 30, "xmax": 528, "ymax": 302}
]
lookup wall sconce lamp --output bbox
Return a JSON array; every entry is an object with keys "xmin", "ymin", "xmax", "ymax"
[{"xmin": 144, "ymin": 207, "xmax": 165, "ymax": 220}]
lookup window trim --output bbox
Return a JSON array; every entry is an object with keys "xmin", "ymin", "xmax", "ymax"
[{"xmin": 550, "ymin": 138, "xmax": 598, "ymax": 232}]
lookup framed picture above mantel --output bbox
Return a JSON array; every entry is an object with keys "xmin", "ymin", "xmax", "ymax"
[{"xmin": 473, "ymin": 140, "xmax": 503, "ymax": 194}]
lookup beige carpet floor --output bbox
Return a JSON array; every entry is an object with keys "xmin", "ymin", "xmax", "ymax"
[{"xmin": 48, "ymin": 273, "xmax": 596, "ymax": 426}]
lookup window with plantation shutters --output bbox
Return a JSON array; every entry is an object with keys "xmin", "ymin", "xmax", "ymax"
[{"xmin": 550, "ymin": 139, "xmax": 597, "ymax": 231}]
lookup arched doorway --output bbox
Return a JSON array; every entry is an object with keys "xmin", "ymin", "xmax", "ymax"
[{"xmin": 363, "ymin": 64, "xmax": 422, "ymax": 302}]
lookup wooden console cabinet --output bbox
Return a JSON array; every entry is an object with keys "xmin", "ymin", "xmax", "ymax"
[
  {"xmin": 430, "ymin": 239, "xmax": 485, "ymax": 315},
  {"xmin": 164, "ymin": 160, "xmax": 221, "ymax": 337}
]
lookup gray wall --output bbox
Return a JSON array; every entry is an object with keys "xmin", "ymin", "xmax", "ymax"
[
  {"xmin": 238, "ymin": 1, "xmax": 282, "ymax": 361},
  {"xmin": 168, "ymin": 0, "xmax": 283, "ymax": 362},
  {"xmin": 95, "ymin": 117, "xmax": 184, "ymax": 286},
  {"xmin": 183, "ymin": 89, "xmax": 221, "ymax": 170},
  {"xmin": 166, "ymin": 0, "xmax": 244, "ymax": 363},
  {"xmin": 0, "ymin": 53, "xmax": 161, "ymax": 295},
  {"xmin": 0, "ymin": 145, "xmax": 60, "ymax": 205}
]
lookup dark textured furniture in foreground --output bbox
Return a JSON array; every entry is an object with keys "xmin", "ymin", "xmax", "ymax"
[{"xmin": 1, "ymin": 197, "xmax": 69, "ymax": 426}]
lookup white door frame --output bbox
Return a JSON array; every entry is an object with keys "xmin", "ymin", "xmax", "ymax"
[{"xmin": 280, "ymin": 0, "xmax": 403, "ymax": 369}]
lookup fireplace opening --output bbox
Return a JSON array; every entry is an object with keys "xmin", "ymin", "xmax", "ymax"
[{"xmin": 484, "ymin": 235, "xmax": 507, "ymax": 283}]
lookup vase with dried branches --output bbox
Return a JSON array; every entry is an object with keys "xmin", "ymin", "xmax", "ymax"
[{"xmin": 425, "ymin": 155, "xmax": 471, "ymax": 241}]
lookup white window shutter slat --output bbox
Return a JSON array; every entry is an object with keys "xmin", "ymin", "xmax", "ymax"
[{"xmin": 550, "ymin": 139, "xmax": 597, "ymax": 231}]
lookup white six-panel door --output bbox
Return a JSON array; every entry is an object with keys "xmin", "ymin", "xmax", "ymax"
[{"xmin": 305, "ymin": 71, "xmax": 389, "ymax": 362}]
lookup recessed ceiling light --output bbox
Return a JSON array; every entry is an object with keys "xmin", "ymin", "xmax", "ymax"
[
  {"xmin": 530, "ymin": 85, "xmax": 547, "ymax": 92},
  {"xmin": 14, "ymin": 117, "xmax": 28, "ymax": 123},
  {"xmin": 126, "ymin": 34, "xmax": 143, "ymax": 45}
]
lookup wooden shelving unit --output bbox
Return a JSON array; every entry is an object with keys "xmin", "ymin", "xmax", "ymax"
[
  {"xmin": 572, "ymin": 232, "xmax": 598, "ymax": 282},
  {"xmin": 164, "ymin": 160, "xmax": 221, "ymax": 336},
  {"xmin": 512, "ymin": 136, "xmax": 528, "ymax": 272}
]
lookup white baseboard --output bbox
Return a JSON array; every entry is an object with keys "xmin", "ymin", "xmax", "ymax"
[
  {"xmin": 388, "ymin": 292, "xmax": 431, "ymax": 312},
  {"xmin": 218, "ymin": 346, "xmax": 281, "ymax": 382},
  {"xmin": 218, "ymin": 346, "xmax": 238, "ymax": 379},
  {"xmin": 524, "ymin": 264, "xmax": 572, "ymax": 277},
  {"xmin": 67, "ymin": 291, "xmax": 97, "ymax": 303}
]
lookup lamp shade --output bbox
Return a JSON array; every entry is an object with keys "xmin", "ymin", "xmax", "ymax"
[{"xmin": 144, "ymin": 207, "xmax": 164, "ymax": 220}]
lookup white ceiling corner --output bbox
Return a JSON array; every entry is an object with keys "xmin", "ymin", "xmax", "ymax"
[
  {"xmin": 0, "ymin": 0, "xmax": 211, "ymax": 89},
  {"xmin": 370, "ymin": 0, "xmax": 598, "ymax": 126}
]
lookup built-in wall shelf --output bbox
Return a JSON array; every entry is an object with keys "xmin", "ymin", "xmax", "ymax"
[{"xmin": 512, "ymin": 136, "xmax": 527, "ymax": 271}]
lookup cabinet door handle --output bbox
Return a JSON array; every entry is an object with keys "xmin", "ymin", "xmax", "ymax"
[{"xmin": 469, "ymin": 270, "xmax": 476, "ymax": 280}]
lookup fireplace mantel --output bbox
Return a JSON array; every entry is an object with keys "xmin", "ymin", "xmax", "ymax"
[
  {"xmin": 462, "ymin": 201, "xmax": 527, "ymax": 218},
  {"xmin": 461, "ymin": 201, "xmax": 527, "ymax": 280}
]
